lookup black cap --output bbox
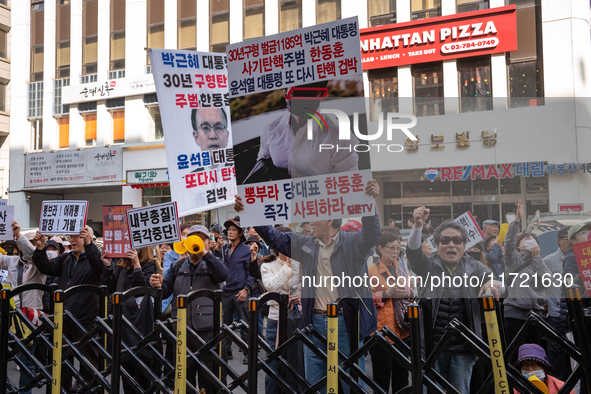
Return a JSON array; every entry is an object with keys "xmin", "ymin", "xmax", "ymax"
[
  {"xmin": 557, "ymin": 227, "xmax": 569, "ymax": 239},
  {"xmin": 245, "ymin": 236, "xmax": 261, "ymax": 249},
  {"xmin": 46, "ymin": 240, "xmax": 61, "ymax": 250}
]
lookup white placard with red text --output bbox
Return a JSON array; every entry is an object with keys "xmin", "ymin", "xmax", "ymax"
[
  {"xmin": 149, "ymin": 48, "xmax": 237, "ymax": 217},
  {"xmin": 237, "ymin": 169, "xmax": 374, "ymax": 226},
  {"xmin": 39, "ymin": 201, "xmax": 89, "ymax": 235},
  {"xmin": 427, "ymin": 211, "xmax": 484, "ymax": 252}
]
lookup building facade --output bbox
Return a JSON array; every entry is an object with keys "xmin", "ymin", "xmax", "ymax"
[
  {"xmin": 9, "ymin": 0, "xmax": 591, "ymax": 233},
  {"xmin": 0, "ymin": 0, "xmax": 10, "ymax": 203}
]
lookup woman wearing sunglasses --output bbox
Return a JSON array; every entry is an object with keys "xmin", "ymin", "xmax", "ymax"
[
  {"xmin": 406, "ymin": 206, "xmax": 502, "ymax": 394},
  {"xmin": 503, "ymin": 199, "xmax": 551, "ymax": 358}
]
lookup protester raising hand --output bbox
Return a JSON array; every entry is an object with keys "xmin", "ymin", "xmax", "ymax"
[{"xmin": 31, "ymin": 231, "xmax": 46, "ymax": 250}]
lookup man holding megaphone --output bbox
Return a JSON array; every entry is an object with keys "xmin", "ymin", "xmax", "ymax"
[{"xmin": 149, "ymin": 225, "xmax": 228, "ymax": 392}]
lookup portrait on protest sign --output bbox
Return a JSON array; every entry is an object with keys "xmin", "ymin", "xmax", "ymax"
[
  {"xmin": 103, "ymin": 205, "xmax": 132, "ymax": 258},
  {"xmin": 228, "ymin": 17, "xmax": 374, "ymax": 226},
  {"xmin": 126, "ymin": 202, "xmax": 180, "ymax": 249},
  {"xmin": 149, "ymin": 49, "xmax": 237, "ymax": 217},
  {"xmin": 39, "ymin": 200, "xmax": 89, "ymax": 235}
]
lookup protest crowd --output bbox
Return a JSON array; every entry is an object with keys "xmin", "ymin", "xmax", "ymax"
[{"xmin": 1, "ymin": 185, "xmax": 590, "ymax": 394}]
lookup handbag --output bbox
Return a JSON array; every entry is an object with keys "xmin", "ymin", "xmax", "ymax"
[{"xmin": 379, "ymin": 262, "xmax": 411, "ymax": 333}]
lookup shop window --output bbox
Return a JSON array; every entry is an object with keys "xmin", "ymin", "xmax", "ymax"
[
  {"xmin": 110, "ymin": 0, "xmax": 126, "ymax": 71},
  {"xmin": 452, "ymin": 179, "xmax": 471, "ymax": 196},
  {"xmin": 404, "ymin": 205, "xmax": 450, "ymax": 228},
  {"xmin": 244, "ymin": 0, "xmax": 265, "ymax": 40},
  {"xmin": 526, "ymin": 199, "xmax": 548, "ymax": 219},
  {"xmin": 525, "ymin": 174, "xmax": 548, "ymax": 195},
  {"xmin": 384, "ymin": 204, "xmax": 402, "ymax": 226},
  {"xmin": 31, "ymin": 119, "xmax": 43, "ymax": 151},
  {"xmin": 280, "ymin": 0, "xmax": 302, "ymax": 33},
  {"xmin": 368, "ymin": 68, "xmax": 398, "ymax": 121},
  {"xmin": 0, "ymin": 83, "xmax": 5, "ymax": 113},
  {"xmin": 113, "ymin": 110, "xmax": 125, "ymax": 144},
  {"xmin": 457, "ymin": 0, "xmax": 488, "ymax": 13},
  {"xmin": 317, "ymin": 0, "xmax": 341, "ymax": 24},
  {"xmin": 458, "ymin": 56, "xmax": 492, "ymax": 113},
  {"xmin": 368, "ymin": 0, "xmax": 395, "ymax": 27},
  {"xmin": 411, "ymin": 0, "xmax": 441, "ymax": 20},
  {"xmin": 59, "ymin": 117, "xmax": 70, "ymax": 148},
  {"xmin": 85, "ymin": 114, "xmax": 97, "ymax": 146},
  {"xmin": 31, "ymin": 4, "xmax": 44, "ymax": 82},
  {"xmin": 383, "ymin": 181, "xmax": 401, "ymax": 198},
  {"xmin": 500, "ymin": 176, "xmax": 521, "ymax": 194},
  {"xmin": 147, "ymin": 0, "xmax": 165, "ymax": 64},
  {"xmin": 210, "ymin": 0, "xmax": 229, "ymax": 52},
  {"xmin": 56, "ymin": 2, "xmax": 70, "ymax": 78},
  {"xmin": 453, "ymin": 203, "xmax": 472, "ymax": 219},
  {"xmin": 143, "ymin": 185, "xmax": 171, "ymax": 206},
  {"xmin": 178, "ymin": 0, "xmax": 196, "ymax": 50},
  {"xmin": 83, "ymin": 0, "xmax": 98, "ymax": 76},
  {"xmin": 402, "ymin": 179, "xmax": 450, "ymax": 197},
  {"xmin": 473, "ymin": 178, "xmax": 498, "ymax": 195},
  {"xmin": 508, "ymin": 0, "xmax": 543, "ymax": 108},
  {"xmin": 412, "ymin": 62, "xmax": 444, "ymax": 117},
  {"xmin": 473, "ymin": 203, "xmax": 500, "ymax": 224}
]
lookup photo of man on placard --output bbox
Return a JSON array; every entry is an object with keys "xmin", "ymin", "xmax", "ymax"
[{"xmin": 191, "ymin": 107, "xmax": 231, "ymax": 153}]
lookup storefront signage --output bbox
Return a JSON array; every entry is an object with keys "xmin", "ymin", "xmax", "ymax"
[
  {"xmin": 559, "ymin": 204, "xmax": 584, "ymax": 212},
  {"xmin": 25, "ymin": 147, "xmax": 122, "ymax": 187},
  {"xmin": 426, "ymin": 162, "xmax": 581, "ymax": 182},
  {"xmin": 126, "ymin": 169, "xmax": 169, "ymax": 185},
  {"xmin": 360, "ymin": 6, "xmax": 517, "ymax": 69},
  {"xmin": 63, "ymin": 74, "xmax": 156, "ymax": 104}
]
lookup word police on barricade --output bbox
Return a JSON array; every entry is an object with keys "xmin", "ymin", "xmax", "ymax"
[
  {"xmin": 39, "ymin": 200, "xmax": 89, "ymax": 234},
  {"xmin": 126, "ymin": 201, "xmax": 181, "ymax": 248},
  {"xmin": 0, "ymin": 205, "xmax": 14, "ymax": 240}
]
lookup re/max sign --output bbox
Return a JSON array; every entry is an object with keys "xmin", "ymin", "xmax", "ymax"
[{"xmin": 441, "ymin": 164, "xmax": 514, "ymax": 182}]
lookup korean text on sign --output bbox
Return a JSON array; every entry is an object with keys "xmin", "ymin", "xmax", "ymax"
[
  {"xmin": 103, "ymin": 205, "xmax": 133, "ymax": 258},
  {"xmin": 39, "ymin": 200, "xmax": 89, "ymax": 235},
  {"xmin": 126, "ymin": 202, "xmax": 180, "ymax": 249},
  {"xmin": 0, "ymin": 205, "xmax": 14, "ymax": 241},
  {"xmin": 573, "ymin": 240, "xmax": 591, "ymax": 296}
]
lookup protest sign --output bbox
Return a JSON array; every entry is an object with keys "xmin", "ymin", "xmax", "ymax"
[
  {"xmin": 0, "ymin": 269, "xmax": 7, "ymax": 283},
  {"xmin": 149, "ymin": 48, "xmax": 237, "ymax": 217},
  {"xmin": 572, "ymin": 240, "xmax": 591, "ymax": 296},
  {"xmin": 103, "ymin": 205, "xmax": 132, "ymax": 258},
  {"xmin": 39, "ymin": 201, "xmax": 88, "ymax": 235},
  {"xmin": 0, "ymin": 205, "xmax": 14, "ymax": 241},
  {"xmin": 227, "ymin": 17, "xmax": 372, "ymax": 226},
  {"xmin": 427, "ymin": 211, "xmax": 484, "ymax": 252},
  {"xmin": 126, "ymin": 202, "xmax": 180, "ymax": 249}
]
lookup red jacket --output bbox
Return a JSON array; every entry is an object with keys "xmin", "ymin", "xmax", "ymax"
[{"xmin": 513, "ymin": 375, "xmax": 574, "ymax": 394}]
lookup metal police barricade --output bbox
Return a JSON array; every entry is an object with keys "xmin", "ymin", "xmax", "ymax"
[
  {"xmin": 111, "ymin": 286, "xmax": 164, "ymax": 394},
  {"xmin": 0, "ymin": 283, "xmax": 57, "ymax": 394},
  {"xmin": 59, "ymin": 284, "xmax": 109, "ymax": 393},
  {"xmin": 482, "ymin": 295, "xmax": 509, "ymax": 394}
]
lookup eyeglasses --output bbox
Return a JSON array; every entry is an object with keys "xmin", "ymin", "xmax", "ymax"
[
  {"xmin": 439, "ymin": 236, "xmax": 464, "ymax": 245},
  {"xmin": 199, "ymin": 122, "xmax": 227, "ymax": 135},
  {"xmin": 383, "ymin": 245, "xmax": 401, "ymax": 251}
]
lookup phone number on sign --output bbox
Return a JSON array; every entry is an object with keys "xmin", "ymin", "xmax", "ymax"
[
  {"xmin": 441, "ymin": 37, "xmax": 499, "ymax": 54},
  {"xmin": 499, "ymin": 272, "xmax": 574, "ymax": 289}
]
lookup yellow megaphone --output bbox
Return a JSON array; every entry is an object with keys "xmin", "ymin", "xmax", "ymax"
[
  {"xmin": 173, "ymin": 235, "xmax": 204, "ymax": 255},
  {"xmin": 527, "ymin": 375, "xmax": 549, "ymax": 394},
  {"xmin": 498, "ymin": 223, "xmax": 509, "ymax": 244}
]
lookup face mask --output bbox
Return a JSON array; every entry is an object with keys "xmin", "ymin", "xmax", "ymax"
[
  {"xmin": 522, "ymin": 369, "xmax": 545, "ymax": 381},
  {"xmin": 47, "ymin": 250, "xmax": 58, "ymax": 259},
  {"xmin": 467, "ymin": 251, "xmax": 481, "ymax": 260},
  {"xmin": 521, "ymin": 239, "xmax": 538, "ymax": 252}
]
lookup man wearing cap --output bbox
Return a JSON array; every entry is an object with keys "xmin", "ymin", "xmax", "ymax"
[
  {"xmin": 482, "ymin": 220, "xmax": 501, "ymax": 238},
  {"xmin": 0, "ymin": 222, "xmax": 46, "ymax": 394},
  {"xmin": 222, "ymin": 217, "xmax": 253, "ymax": 364},
  {"xmin": 149, "ymin": 225, "xmax": 228, "ymax": 393},
  {"xmin": 340, "ymin": 220, "xmax": 362, "ymax": 233},
  {"xmin": 514, "ymin": 343, "xmax": 575, "ymax": 394},
  {"xmin": 543, "ymin": 227, "xmax": 572, "ymax": 381},
  {"xmin": 31, "ymin": 225, "xmax": 101, "ymax": 393}
]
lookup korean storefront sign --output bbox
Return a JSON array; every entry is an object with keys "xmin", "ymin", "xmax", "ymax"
[
  {"xmin": 126, "ymin": 169, "xmax": 169, "ymax": 185},
  {"xmin": 103, "ymin": 205, "xmax": 133, "ymax": 258},
  {"xmin": 39, "ymin": 201, "xmax": 88, "ymax": 235},
  {"xmin": 25, "ymin": 147, "xmax": 122, "ymax": 187},
  {"xmin": 360, "ymin": 5, "xmax": 517, "ymax": 70},
  {"xmin": 425, "ymin": 162, "xmax": 583, "ymax": 182},
  {"xmin": 227, "ymin": 17, "xmax": 374, "ymax": 226},
  {"xmin": 62, "ymin": 74, "xmax": 156, "ymax": 104},
  {"xmin": 149, "ymin": 48, "xmax": 237, "ymax": 217}
]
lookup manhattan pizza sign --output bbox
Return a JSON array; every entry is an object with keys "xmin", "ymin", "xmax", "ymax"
[{"xmin": 360, "ymin": 5, "xmax": 517, "ymax": 69}]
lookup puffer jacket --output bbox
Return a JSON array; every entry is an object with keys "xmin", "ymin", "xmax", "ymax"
[{"xmin": 503, "ymin": 221, "xmax": 551, "ymax": 320}]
